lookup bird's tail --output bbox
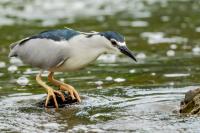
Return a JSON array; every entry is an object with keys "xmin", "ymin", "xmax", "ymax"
[
  {"xmin": 8, "ymin": 37, "xmax": 30, "ymax": 57},
  {"xmin": 8, "ymin": 41, "xmax": 19, "ymax": 57}
]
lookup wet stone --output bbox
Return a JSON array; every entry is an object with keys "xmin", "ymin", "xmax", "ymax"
[
  {"xmin": 37, "ymin": 92, "xmax": 78, "ymax": 108},
  {"xmin": 180, "ymin": 88, "xmax": 200, "ymax": 114}
]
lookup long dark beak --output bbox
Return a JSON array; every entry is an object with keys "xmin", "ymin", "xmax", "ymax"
[{"xmin": 118, "ymin": 46, "xmax": 137, "ymax": 62}]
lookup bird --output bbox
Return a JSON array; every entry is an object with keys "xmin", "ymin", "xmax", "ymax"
[{"xmin": 8, "ymin": 28, "xmax": 137, "ymax": 108}]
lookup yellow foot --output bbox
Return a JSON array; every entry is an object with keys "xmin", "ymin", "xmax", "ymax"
[
  {"xmin": 45, "ymin": 87, "xmax": 65, "ymax": 108},
  {"xmin": 47, "ymin": 72, "xmax": 81, "ymax": 103},
  {"xmin": 60, "ymin": 84, "xmax": 81, "ymax": 102}
]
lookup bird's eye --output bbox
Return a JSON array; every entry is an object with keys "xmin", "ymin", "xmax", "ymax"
[{"xmin": 111, "ymin": 40, "xmax": 117, "ymax": 46}]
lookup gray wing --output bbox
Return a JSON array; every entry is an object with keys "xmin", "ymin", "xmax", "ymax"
[{"xmin": 9, "ymin": 38, "xmax": 69, "ymax": 70}]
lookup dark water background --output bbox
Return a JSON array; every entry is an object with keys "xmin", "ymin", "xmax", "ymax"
[{"xmin": 0, "ymin": 0, "xmax": 200, "ymax": 132}]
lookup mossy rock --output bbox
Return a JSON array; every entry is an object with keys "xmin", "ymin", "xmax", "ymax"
[
  {"xmin": 180, "ymin": 88, "xmax": 200, "ymax": 114},
  {"xmin": 37, "ymin": 92, "xmax": 78, "ymax": 108}
]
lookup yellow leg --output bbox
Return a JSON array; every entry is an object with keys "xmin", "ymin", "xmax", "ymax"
[
  {"xmin": 48, "ymin": 72, "xmax": 81, "ymax": 102},
  {"xmin": 36, "ymin": 71, "xmax": 65, "ymax": 108}
]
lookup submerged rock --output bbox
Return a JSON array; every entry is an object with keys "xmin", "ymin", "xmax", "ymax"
[
  {"xmin": 37, "ymin": 92, "xmax": 78, "ymax": 108},
  {"xmin": 180, "ymin": 88, "xmax": 200, "ymax": 114}
]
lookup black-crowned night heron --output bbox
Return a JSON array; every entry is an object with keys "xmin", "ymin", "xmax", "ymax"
[{"xmin": 8, "ymin": 28, "xmax": 137, "ymax": 108}]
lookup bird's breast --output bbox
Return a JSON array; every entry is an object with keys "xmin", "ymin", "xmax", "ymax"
[
  {"xmin": 53, "ymin": 52, "xmax": 100, "ymax": 72},
  {"xmin": 57, "ymin": 58, "xmax": 91, "ymax": 71}
]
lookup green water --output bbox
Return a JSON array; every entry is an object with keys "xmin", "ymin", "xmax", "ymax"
[{"xmin": 0, "ymin": 0, "xmax": 200, "ymax": 132}]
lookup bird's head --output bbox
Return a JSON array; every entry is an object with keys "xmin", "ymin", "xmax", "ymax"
[{"xmin": 99, "ymin": 31, "xmax": 137, "ymax": 62}]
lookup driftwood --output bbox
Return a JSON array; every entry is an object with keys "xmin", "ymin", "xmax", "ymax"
[{"xmin": 180, "ymin": 88, "xmax": 200, "ymax": 114}]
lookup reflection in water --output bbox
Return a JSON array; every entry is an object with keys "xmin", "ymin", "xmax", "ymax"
[
  {"xmin": 141, "ymin": 32, "xmax": 188, "ymax": 45},
  {"xmin": 164, "ymin": 73, "xmax": 190, "ymax": 78},
  {"xmin": 0, "ymin": 87, "xmax": 199, "ymax": 132},
  {"xmin": 0, "ymin": 0, "xmax": 166, "ymax": 26},
  {"xmin": 16, "ymin": 76, "xmax": 29, "ymax": 86},
  {"xmin": 0, "ymin": 61, "xmax": 6, "ymax": 68}
]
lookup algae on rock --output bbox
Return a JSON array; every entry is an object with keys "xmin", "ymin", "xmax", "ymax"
[{"xmin": 180, "ymin": 88, "xmax": 200, "ymax": 114}]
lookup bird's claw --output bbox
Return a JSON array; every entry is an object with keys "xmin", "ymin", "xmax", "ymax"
[
  {"xmin": 45, "ymin": 88, "xmax": 65, "ymax": 108},
  {"xmin": 59, "ymin": 85, "xmax": 81, "ymax": 102}
]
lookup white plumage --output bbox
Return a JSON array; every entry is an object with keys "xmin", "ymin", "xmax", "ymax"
[
  {"xmin": 9, "ymin": 33, "xmax": 116, "ymax": 71},
  {"xmin": 8, "ymin": 28, "xmax": 136, "ymax": 108}
]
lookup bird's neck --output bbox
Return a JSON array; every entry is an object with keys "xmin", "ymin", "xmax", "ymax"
[
  {"xmin": 58, "ymin": 34, "xmax": 107, "ymax": 71},
  {"xmin": 70, "ymin": 34, "xmax": 108, "ymax": 53},
  {"xmin": 86, "ymin": 35, "xmax": 108, "ymax": 53},
  {"xmin": 68, "ymin": 34, "xmax": 107, "ymax": 61},
  {"xmin": 84, "ymin": 35, "xmax": 108, "ymax": 60}
]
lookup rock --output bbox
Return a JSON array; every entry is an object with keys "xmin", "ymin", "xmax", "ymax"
[
  {"xmin": 180, "ymin": 88, "xmax": 200, "ymax": 114},
  {"xmin": 37, "ymin": 92, "xmax": 78, "ymax": 108}
]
